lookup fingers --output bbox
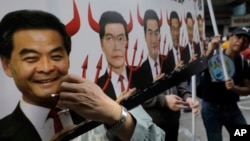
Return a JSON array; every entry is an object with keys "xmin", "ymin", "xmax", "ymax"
[
  {"xmin": 62, "ymin": 74, "xmax": 86, "ymax": 83},
  {"xmin": 154, "ymin": 73, "xmax": 165, "ymax": 81},
  {"xmin": 225, "ymin": 78, "xmax": 234, "ymax": 90},
  {"xmin": 116, "ymin": 88, "xmax": 136, "ymax": 103},
  {"xmin": 189, "ymin": 100, "xmax": 200, "ymax": 116},
  {"xmin": 176, "ymin": 100, "xmax": 189, "ymax": 106}
]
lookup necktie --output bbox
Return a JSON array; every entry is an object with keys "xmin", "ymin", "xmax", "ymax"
[
  {"xmin": 154, "ymin": 62, "xmax": 159, "ymax": 75},
  {"xmin": 48, "ymin": 108, "xmax": 63, "ymax": 133},
  {"xmin": 119, "ymin": 75, "xmax": 125, "ymax": 92}
]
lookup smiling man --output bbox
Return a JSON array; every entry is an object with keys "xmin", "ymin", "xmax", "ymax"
[{"xmin": 0, "ymin": 10, "xmax": 164, "ymax": 141}]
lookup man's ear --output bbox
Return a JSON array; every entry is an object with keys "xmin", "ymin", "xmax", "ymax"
[{"xmin": 0, "ymin": 56, "xmax": 13, "ymax": 77}]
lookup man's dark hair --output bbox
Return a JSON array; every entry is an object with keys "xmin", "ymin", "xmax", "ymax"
[
  {"xmin": 0, "ymin": 9, "xmax": 71, "ymax": 59},
  {"xmin": 99, "ymin": 11, "xmax": 128, "ymax": 40},
  {"xmin": 170, "ymin": 11, "xmax": 180, "ymax": 26},
  {"xmin": 186, "ymin": 12, "xmax": 193, "ymax": 21},
  {"xmin": 143, "ymin": 9, "xmax": 160, "ymax": 34},
  {"xmin": 197, "ymin": 14, "xmax": 203, "ymax": 21}
]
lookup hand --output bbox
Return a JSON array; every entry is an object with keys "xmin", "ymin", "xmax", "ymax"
[
  {"xmin": 210, "ymin": 35, "xmax": 221, "ymax": 50},
  {"xmin": 174, "ymin": 61, "xmax": 184, "ymax": 71},
  {"xmin": 185, "ymin": 97, "xmax": 200, "ymax": 116},
  {"xmin": 56, "ymin": 74, "xmax": 121, "ymax": 125},
  {"xmin": 116, "ymin": 88, "xmax": 136, "ymax": 104},
  {"xmin": 225, "ymin": 78, "xmax": 235, "ymax": 90},
  {"xmin": 189, "ymin": 53, "xmax": 197, "ymax": 63},
  {"xmin": 165, "ymin": 95, "xmax": 189, "ymax": 111},
  {"xmin": 153, "ymin": 73, "xmax": 165, "ymax": 82}
]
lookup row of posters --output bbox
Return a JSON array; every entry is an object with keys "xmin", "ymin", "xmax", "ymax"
[{"xmin": 0, "ymin": 0, "xmax": 205, "ymax": 118}]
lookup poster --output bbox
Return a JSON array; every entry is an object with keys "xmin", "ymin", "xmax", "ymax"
[{"xmin": 0, "ymin": 0, "xmax": 205, "ymax": 118}]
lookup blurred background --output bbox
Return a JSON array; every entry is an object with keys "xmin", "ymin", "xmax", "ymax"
[{"xmin": 204, "ymin": 0, "xmax": 250, "ymax": 37}]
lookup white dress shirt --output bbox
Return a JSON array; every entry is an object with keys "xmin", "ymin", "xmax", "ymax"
[
  {"xmin": 148, "ymin": 55, "xmax": 160, "ymax": 79},
  {"xmin": 110, "ymin": 67, "xmax": 128, "ymax": 97},
  {"xmin": 172, "ymin": 47, "xmax": 181, "ymax": 65},
  {"xmin": 20, "ymin": 99, "xmax": 73, "ymax": 141}
]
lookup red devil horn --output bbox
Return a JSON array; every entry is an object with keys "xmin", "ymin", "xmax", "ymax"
[
  {"xmin": 88, "ymin": 3, "xmax": 100, "ymax": 33},
  {"xmin": 159, "ymin": 10, "xmax": 163, "ymax": 27},
  {"xmin": 166, "ymin": 10, "xmax": 170, "ymax": 26},
  {"xmin": 137, "ymin": 4, "xmax": 144, "ymax": 26},
  {"xmin": 126, "ymin": 11, "xmax": 133, "ymax": 33},
  {"xmin": 65, "ymin": 0, "xmax": 80, "ymax": 36}
]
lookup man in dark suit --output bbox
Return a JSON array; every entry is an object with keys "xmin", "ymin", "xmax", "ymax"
[
  {"xmin": 0, "ymin": 9, "xmax": 84, "ymax": 141},
  {"xmin": 164, "ymin": 10, "xmax": 185, "ymax": 74},
  {"xmin": 181, "ymin": 12, "xmax": 199, "ymax": 65},
  {"xmin": 0, "ymin": 10, "xmax": 164, "ymax": 141},
  {"xmin": 197, "ymin": 14, "xmax": 206, "ymax": 56},
  {"xmin": 136, "ymin": 9, "xmax": 200, "ymax": 141}
]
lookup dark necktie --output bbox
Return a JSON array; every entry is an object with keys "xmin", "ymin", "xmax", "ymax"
[
  {"xmin": 154, "ymin": 62, "xmax": 159, "ymax": 75},
  {"xmin": 48, "ymin": 108, "xmax": 63, "ymax": 133},
  {"xmin": 119, "ymin": 75, "xmax": 125, "ymax": 92}
]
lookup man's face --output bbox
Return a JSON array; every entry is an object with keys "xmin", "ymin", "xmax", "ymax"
[
  {"xmin": 229, "ymin": 34, "xmax": 250, "ymax": 53},
  {"xmin": 145, "ymin": 19, "xmax": 160, "ymax": 60},
  {"xmin": 101, "ymin": 23, "xmax": 127, "ymax": 69},
  {"xmin": 198, "ymin": 19, "xmax": 203, "ymax": 40},
  {"xmin": 1, "ymin": 29, "xmax": 69, "ymax": 106},
  {"xmin": 170, "ymin": 18, "xmax": 180, "ymax": 49},
  {"xmin": 186, "ymin": 18, "xmax": 194, "ymax": 43}
]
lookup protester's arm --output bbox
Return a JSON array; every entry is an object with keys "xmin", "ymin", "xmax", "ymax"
[
  {"xmin": 205, "ymin": 35, "xmax": 221, "ymax": 58},
  {"xmin": 225, "ymin": 78, "xmax": 250, "ymax": 96},
  {"xmin": 176, "ymin": 81, "xmax": 200, "ymax": 115},
  {"xmin": 128, "ymin": 105, "xmax": 165, "ymax": 141},
  {"xmin": 57, "ymin": 74, "xmax": 136, "ymax": 140}
]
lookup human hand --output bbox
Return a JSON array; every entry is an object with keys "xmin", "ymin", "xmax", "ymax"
[
  {"xmin": 225, "ymin": 78, "xmax": 235, "ymax": 90},
  {"xmin": 174, "ymin": 61, "xmax": 184, "ymax": 71},
  {"xmin": 185, "ymin": 97, "xmax": 200, "ymax": 116},
  {"xmin": 165, "ymin": 95, "xmax": 189, "ymax": 111},
  {"xmin": 153, "ymin": 73, "xmax": 165, "ymax": 83},
  {"xmin": 56, "ymin": 74, "xmax": 121, "ymax": 125},
  {"xmin": 189, "ymin": 53, "xmax": 197, "ymax": 63},
  {"xmin": 209, "ymin": 35, "xmax": 221, "ymax": 50},
  {"xmin": 116, "ymin": 88, "xmax": 136, "ymax": 104}
]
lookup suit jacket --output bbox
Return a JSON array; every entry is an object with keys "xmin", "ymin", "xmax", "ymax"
[
  {"xmin": 134, "ymin": 55, "xmax": 191, "ymax": 128},
  {"xmin": 162, "ymin": 46, "xmax": 185, "ymax": 74},
  {"xmin": 0, "ymin": 103, "xmax": 84, "ymax": 141},
  {"xmin": 182, "ymin": 42, "xmax": 201, "ymax": 64}
]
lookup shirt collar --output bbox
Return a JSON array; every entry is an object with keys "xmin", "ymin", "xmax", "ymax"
[
  {"xmin": 148, "ymin": 55, "xmax": 160, "ymax": 68},
  {"xmin": 108, "ymin": 66, "xmax": 128, "ymax": 84},
  {"xmin": 20, "ymin": 99, "xmax": 50, "ymax": 129}
]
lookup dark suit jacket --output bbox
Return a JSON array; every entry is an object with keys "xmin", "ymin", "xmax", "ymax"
[
  {"xmin": 182, "ymin": 42, "xmax": 201, "ymax": 64},
  {"xmin": 134, "ymin": 55, "xmax": 191, "ymax": 135},
  {"xmin": 0, "ymin": 103, "xmax": 84, "ymax": 141},
  {"xmin": 162, "ymin": 46, "xmax": 187, "ymax": 74}
]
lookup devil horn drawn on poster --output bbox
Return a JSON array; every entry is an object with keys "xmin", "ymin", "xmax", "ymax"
[
  {"xmin": 88, "ymin": 2, "xmax": 133, "ymax": 33},
  {"xmin": 65, "ymin": 0, "xmax": 80, "ymax": 36},
  {"xmin": 137, "ymin": 4, "xmax": 163, "ymax": 27}
]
